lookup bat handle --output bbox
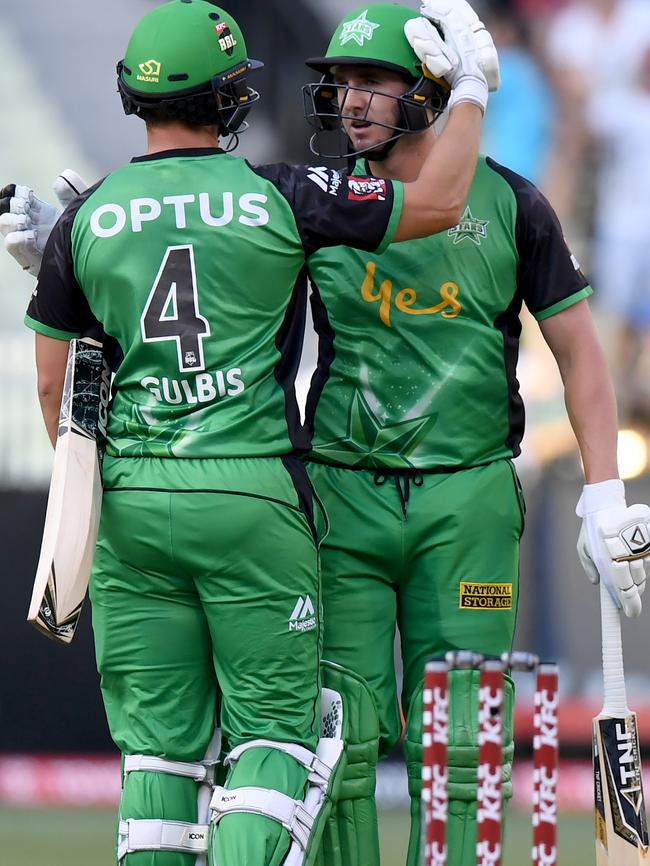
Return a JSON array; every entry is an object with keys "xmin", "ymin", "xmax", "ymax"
[{"xmin": 600, "ymin": 581, "xmax": 629, "ymax": 716}]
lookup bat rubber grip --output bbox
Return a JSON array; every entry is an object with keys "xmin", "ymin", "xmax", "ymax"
[{"xmin": 600, "ymin": 582, "xmax": 629, "ymax": 716}]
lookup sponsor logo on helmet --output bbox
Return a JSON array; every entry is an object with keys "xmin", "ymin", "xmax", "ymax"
[
  {"xmin": 215, "ymin": 21, "xmax": 237, "ymax": 56},
  {"xmin": 347, "ymin": 176, "xmax": 387, "ymax": 201},
  {"xmin": 222, "ymin": 63, "xmax": 248, "ymax": 82},
  {"xmin": 448, "ymin": 206, "xmax": 489, "ymax": 246},
  {"xmin": 339, "ymin": 10, "xmax": 380, "ymax": 48},
  {"xmin": 137, "ymin": 59, "xmax": 161, "ymax": 83}
]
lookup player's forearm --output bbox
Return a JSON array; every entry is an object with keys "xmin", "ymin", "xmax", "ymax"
[
  {"xmin": 540, "ymin": 302, "xmax": 619, "ymax": 482},
  {"xmin": 37, "ymin": 388, "xmax": 62, "ymax": 447},
  {"xmin": 395, "ymin": 103, "xmax": 481, "ymax": 242},
  {"xmin": 35, "ymin": 333, "xmax": 69, "ymax": 447},
  {"xmin": 562, "ymin": 356, "xmax": 619, "ymax": 482}
]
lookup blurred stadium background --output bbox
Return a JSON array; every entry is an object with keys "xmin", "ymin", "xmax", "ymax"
[{"xmin": 2, "ymin": 0, "xmax": 650, "ymax": 863}]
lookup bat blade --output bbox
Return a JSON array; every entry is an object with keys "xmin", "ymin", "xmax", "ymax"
[
  {"xmin": 593, "ymin": 710, "xmax": 649, "ymax": 864},
  {"xmin": 27, "ymin": 337, "xmax": 109, "ymax": 644}
]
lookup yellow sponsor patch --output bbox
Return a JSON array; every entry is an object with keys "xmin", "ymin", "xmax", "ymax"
[{"xmin": 459, "ymin": 582, "xmax": 513, "ymax": 610}]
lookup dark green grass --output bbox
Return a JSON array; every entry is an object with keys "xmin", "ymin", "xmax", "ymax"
[
  {"xmin": 378, "ymin": 808, "xmax": 596, "ymax": 865},
  {"xmin": 0, "ymin": 806, "xmax": 595, "ymax": 865}
]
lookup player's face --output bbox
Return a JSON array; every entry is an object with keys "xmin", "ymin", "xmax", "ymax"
[{"xmin": 331, "ymin": 65, "xmax": 410, "ymax": 152}]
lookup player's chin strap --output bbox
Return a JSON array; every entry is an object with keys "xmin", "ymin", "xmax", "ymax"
[
  {"xmin": 209, "ymin": 687, "xmax": 345, "ymax": 865},
  {"xmin": 117, "ymin": 728, "xmax": 221, "ymax": 864}
]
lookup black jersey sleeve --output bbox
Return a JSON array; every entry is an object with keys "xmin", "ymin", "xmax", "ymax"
[
  {"xmin": 486, "ymin": 157, "xmax": 592, "ymax": 320},
  {"xmin": 25, "ymin": 197, "xmax": 99, "ymax": 340},
  {"xmin": 251, "ymin": 163, "xmax": 403, "ymax": 258}
]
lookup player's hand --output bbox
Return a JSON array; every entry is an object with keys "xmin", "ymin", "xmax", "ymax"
[
  {"xmin": 52, "ymin": 169, "xmax": 88, "ymax": 208},
  {"xmin": 0, "ymin": 169, "xmax": 88, "ymax": 278},
  {"xmin": 576, "ymin": 479, "xmax": 650, "ymax": 618},
  {"xmin": 406, "ymin": 0, "xmax": 499, "ymax": 113},
  {"xmin": 404, "ymin": 18, "xmax": 460, "ymax": 85},
  {"xmin": 0, "ymin": 184, "xmax": 60, "ymax": 276},
  {"xmin": 418, "ymin": 0, "xmax": 499, "ymax": 90}
]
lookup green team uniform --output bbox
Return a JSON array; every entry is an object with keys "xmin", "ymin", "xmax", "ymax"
[
  {"xmin": 26, "ymin": 149, "xmax": 403, "ymax": 866},
  {"xmin": 306, "ymin": 155, "xmax": 591, "ymax": 866}
]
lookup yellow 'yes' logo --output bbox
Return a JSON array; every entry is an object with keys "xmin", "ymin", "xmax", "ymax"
[{"xmin": 361, "ymin": 261, "xmax": 462, "ymax": 328}]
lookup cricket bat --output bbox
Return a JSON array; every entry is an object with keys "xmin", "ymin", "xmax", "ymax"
[
  {"xmin": 28, "ymin": 337, "xmax": 111, "ymax": 644},
  {"xmin": 593, "ymin": 581, "xmax": 649, "ymax": 863}
]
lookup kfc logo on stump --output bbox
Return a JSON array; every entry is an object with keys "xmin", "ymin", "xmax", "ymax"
[{"xmin": 347, "ymin": 177, "xmax": 387, "ymax": 201}]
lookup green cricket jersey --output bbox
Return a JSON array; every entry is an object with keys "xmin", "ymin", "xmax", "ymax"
[
  {"xmin": 26, "ymin": 149, "xmax": 402, "ymax": 458},
  {"xmin": 306, "ymin": 156, "xmax": 592, "ymax": 470}
]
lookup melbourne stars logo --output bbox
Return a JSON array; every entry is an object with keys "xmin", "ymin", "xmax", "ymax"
[
  {"xmin": 339, "ymin": 10, "xmax": 380, "ymax": 47},
  {"xmin": 448, "ymin": 206, "xmax": 489, "ymax": 246}
]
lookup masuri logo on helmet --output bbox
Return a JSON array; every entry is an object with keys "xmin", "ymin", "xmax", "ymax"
[{"xmin": 137, "ymin": 60, "xmax": 162, "ymax": 84}]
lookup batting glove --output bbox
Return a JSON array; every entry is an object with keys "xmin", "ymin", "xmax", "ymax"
[
  {"xmin": 406, "ymin": 0, "xmax": 499, "ymax": 114},
  {"xmin": 404, "ymin": 18, "xmax": 460, "ymax": 84},
  {"xmin": 0, "ymin": 169, "xmax": 88, "ymax": 277},
  {"xmin": 576, "ymin": 479, "xmax": 650, "ymax": 618}
]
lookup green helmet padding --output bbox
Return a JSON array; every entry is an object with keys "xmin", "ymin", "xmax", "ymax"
[
  {"xmin": 306, "ymin": 3, "xmax": 423, "ymax": 80},
  {"xmin": 120, "ymin": 0, "xmax": 262, "ymax": 99}
]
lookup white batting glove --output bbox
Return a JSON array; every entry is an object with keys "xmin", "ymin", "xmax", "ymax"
[
  {"xmin": 404, "ymin": 18, "xmax": 460, "ymax": 84},
  {"xmin": 576, "ymin": 479, "xmax": 650, "ymax": 618},
  {"xmin": 53, "ymin": 169, "xmax": 88, "ymax": 207},
  {"xmin": 413, "ymin": 2, "xmax": 499, "ymax": 89},
  {"xmin": 0, "ymin": 169, "xmax": 88, "ymax": 277},
  {"xmin": 406, "ymin": 0, "xmax": 499, "ymax": 113}
]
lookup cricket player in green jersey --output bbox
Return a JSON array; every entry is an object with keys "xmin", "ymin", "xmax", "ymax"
[
  {"xmin": 0, "ymin": 2, "xmax": 501, "ymax": 865},
  {"xmin": 301, "ymin": 3, "xmax": 650, "ymax": 866}
]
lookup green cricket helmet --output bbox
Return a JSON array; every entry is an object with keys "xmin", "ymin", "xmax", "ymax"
[
  {"xmin": 303, "ymin": 3, "xmax": 450, "ymax": 159},
  {"xmin": 117, "ymin": 0, "xmax": 263, "ymax": 134}
]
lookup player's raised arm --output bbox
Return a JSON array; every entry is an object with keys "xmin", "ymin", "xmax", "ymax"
[{"xmin": 394, "ymin": 1, "xmax": 497, "ymax": 241}]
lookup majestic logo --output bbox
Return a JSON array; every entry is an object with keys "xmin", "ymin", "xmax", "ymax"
[
  {"xmin": 339, "ymin": 10, "xmax": 380, "ymax": 47},
  {"xmin": 289, "ymin": 595, "xmax": 316, "ymax": 632},
  {"xmin": 137, "ymin": 59, "xmax": 161, "ymax": 83},
  {"xmin": 348, "ymin": 177, "xmax": 387, "ymax": 201},
  {"xmin": 215, "ymin": 21, "xmax": 237, "ymax": 55},
  {"xmin": 307, "ymin": 166, "xmax": 343, "ymax": 196},
  {"xmin": 459, "ymin": 582, "xmax": 512, "ymax": 610},
  {"xmin": 448, "ymin": 206, "xmax": 489, "ymax": 246}
]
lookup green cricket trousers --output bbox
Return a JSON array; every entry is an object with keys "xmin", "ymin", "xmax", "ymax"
[
  {"xmin": 90, "ymin": 455, "xmax": 322, "ymax": 866},
  {"xmin": 308, "ymin": 458, "xmax": 524, "ymax": 866}
]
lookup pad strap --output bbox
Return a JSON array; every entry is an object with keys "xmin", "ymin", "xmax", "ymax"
[
  {"xmin": 124, "ymin": 754, "xmax": 212, "ymax": 782},
  {"xmin": 117, "ymin": 818, "xmax": 208, "ymax": 860},
  {"xmin": 209, "ymin": 785, "xmax": 314, "ymax": 850},
  {"xmin": 226, "ymin": 739, "xmax": 334, "ymax": 789}
]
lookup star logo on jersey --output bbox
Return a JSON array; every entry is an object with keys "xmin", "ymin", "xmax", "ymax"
[
  {"xmin": 339, "ymin": 10, "xmax": 380, "ymax": 47},
  {"xmin": 314, "ymin": 390, "xmax": 437, "ymax": 468},
  {"xmin": 448, "ymin": 206, "xmax": 489, "ymax": 246}
]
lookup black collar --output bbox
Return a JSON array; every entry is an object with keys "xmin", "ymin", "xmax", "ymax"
[{"xmin": 131, "ymin": 147, "xmax": 225, "ymax": 163}]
